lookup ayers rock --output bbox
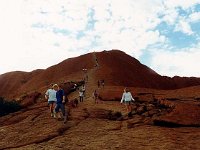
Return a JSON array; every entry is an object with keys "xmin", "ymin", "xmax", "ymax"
[
  {"xmin": 0, "ymin": 49, "xmax": 200, "ymax": 99},
  {"xmin": 0, "ymin": 50, "xmax": 200, "ymax": 150}
]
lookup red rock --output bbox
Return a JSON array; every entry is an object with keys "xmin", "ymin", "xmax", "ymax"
[
  {"xmin": 87, "ymin": 108, "xmax": 112, "ymax": 119},
  {"xmin": 20, "ymin": 92, "xmax": 41, "ymax": 107},
  {"xmin": 127, "ymin": 115, "xmax": 144, "ymax": 128},
  {"xmin": 0, "ymin": 50, "xmax": 200, "ymax": 149},
  {"xmin": 154, "ymin": 102, "xmax": 200, "ymax": 127},
  {"xmin": 1, "ymin": 50, "xmax": 200, "ymax": 100},
  {"xmin": 136, "ymin": 105, "xmax": 146, "ymax": 115},
  {"xmin": 136, "ymin": 93, "xmax": 155, "ymax": 103}
]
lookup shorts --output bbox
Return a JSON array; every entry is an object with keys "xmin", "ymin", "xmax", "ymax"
[
  {"xmin": 55, "ymin": 103, "xmax": 66, "ymax": 116},
  {"xmin": 124, "ymin": 101, "xmax": 131, "ymax": 105},
  {"xmin": 48, "ymin": 101, "xmax": 56, "ymax": 105}
]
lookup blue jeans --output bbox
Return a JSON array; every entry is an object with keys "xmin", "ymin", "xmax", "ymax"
[{"xmin": 55, "ymin": 103, "xmax": 66, "ymax": 116}]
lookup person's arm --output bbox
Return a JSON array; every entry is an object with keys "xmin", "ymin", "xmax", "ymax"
[
  {"xmin": 62, "ymin": 90, "xmax": 65, "ymax": 103},
  {"xmin": 62, "ymin": 96, "xmax": 66, "ymax": 103},
  {"xmin": 121, "ymin": 93, "xmax": 125, "ymax": 103},
  {"xmin": 92, "ymin": 92, "xmax": 94, "ymax": 98},
  {"xmin": 130, "ymin": 93, "xmax": 135, "ymax": 101},
  {"xmin": 45, "ymin": 91, "xmax": 49, "ymax": 99}
]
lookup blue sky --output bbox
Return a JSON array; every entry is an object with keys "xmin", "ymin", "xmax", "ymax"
[{"xmin": 0, "ymin": 0, "xmax": 200, "ymax": 77}]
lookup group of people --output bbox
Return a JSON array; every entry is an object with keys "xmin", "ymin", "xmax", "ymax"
[
  {"xmin": 45, "ymin": 84, "xmax": 67, "ymax": 123},
  {"xmin": 45, "ymin": 83, "xmax": 88, "ymax": 123},
  {"xmin": 45, "ymin": 79, "xmax": 135, "ymax": 124}
]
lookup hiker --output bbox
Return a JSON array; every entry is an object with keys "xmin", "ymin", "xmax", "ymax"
[
  {"xmin": 82, "ymin": 85, "xmax": 86, "ymax": 97},
  {"xmin": 120, "ymin": 87, "xmax": 135, "ymax": 113},
  {"xmin": 97, "ymin": 80, "xmax": 100, "ymax": 88},
  {"xmin": 45, "ymin": 84, "xmax": 57, "ymax": 117},
  {"xmin": 53, "ymin": 84, "xmax": 67, "ymax": 123},
  {"xmin": 69, "ymin": 98, "xmax": 78, "ymax": 108},
  {"xmin": 73, "ymin": 98, "xmax": 78, "ymax": 107},
  {"xmin": 93, "ymin": 89, "xmax": 99, "ymax": 104},
  {"xmin": 101, "ymin": 79, "xmax": 105, "ymax": 88},
  {"xmin": 79, "ymin": 89, "xmax": 84, "ymax": 102}
]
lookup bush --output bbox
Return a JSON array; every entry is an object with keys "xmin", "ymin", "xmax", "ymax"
[{"xmin": 0, "ymin": 97, "xmax": 22, "ymax": 117}]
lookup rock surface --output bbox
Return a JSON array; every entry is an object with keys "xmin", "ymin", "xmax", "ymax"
[
  {"xmin": 154, "ymin": 101, "xmax": 200, "ymax": 127},
  {"xmin": 0, "ymin": 51, "xmax": 200, "ymax": 150},
  {"xmin": 1, "ymin": 50, "xmax": 200, "ymax": 99}
]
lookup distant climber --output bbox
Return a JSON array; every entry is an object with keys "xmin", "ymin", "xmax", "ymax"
[
  {"xmin": 73, "ymin": 98, "xmax": 78, "ymax": 107},
  {"xmin": 79, "ymin": 89, "xmax": 84, "ymax": 102},
  {"xmin": 93, "ymin": 89, "xmax": 99, "ymax": 104},
  {"xmin": 120, "ymin": 87, "xmax": 135, "ymax": 113},
  {"xmin": 69, "ymin": 98, "xmax": 78, "ymax": 108},
  {"xmin": 101, "ymin": 79, "xmax": 105, "ymax": 88},
  {"xmin": 45, "ymin": 84, "xmax": 57, "ymax": 118},
  {"xmin": 82, "ymin": 85, "xmax": 86, "ymax": 97},
  {"xmin": 98, "ymin": 80, "xmax": 101, "ymax": 88}
]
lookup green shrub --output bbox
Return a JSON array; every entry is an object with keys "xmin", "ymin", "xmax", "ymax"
[{"xmin": 0, "ymin": 97, "xmax": 22, "ymax": 117}]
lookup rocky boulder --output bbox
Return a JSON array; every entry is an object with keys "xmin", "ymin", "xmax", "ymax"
[
  {"xmin": 135, "ymin": 93, "xmax": 155, "ymax": 103},
  {"xmin": 154, "ymin": 101, "xmax": 200, "ymax": 127},
  {"xmin": 87, "ymin": 108, "xmax": 123, "ymax": 121},
  {"xmin": 99, "ymin": 90, "xmax": 122, "ymax": 101},
  {"xmin": 20, "ymin": 92, "xmax": 41, "ymax": 107}
]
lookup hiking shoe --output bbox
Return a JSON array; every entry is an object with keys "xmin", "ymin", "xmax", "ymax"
[
  {"xmin": 53, "ymin": 113, "xmax": 56, "ymax": 118},
  {"xmin": 51, "ymin": 113, "xmax": 53, "ymax": 117},
  {"xmin": 63, "ymin": 116, "xmax": 67, "ymax": 124}
]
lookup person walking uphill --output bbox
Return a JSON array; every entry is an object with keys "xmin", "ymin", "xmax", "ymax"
[
  {"xmin": 45, "ymin": 84, "xmax": 57, "ymax": 118},
  {"xmin": 120, "ymin": 88, "xmax": 135, "ymax": 113},
  {"xmin": 93, "ymin": 89, "xmax": 99, "ymax": 104},
  {"xmin": 97, "ymin": 80, "xmax": 101, "ymax": 88},
  {"xmin": 82, "ymin": 85, "xmax": 86, "ymax": 97},
  {"xmin": 79, "ymin": 89, "xmax": 84, "ymax": 102},
  {"xmin": 53, "ymin": 84, "xmax": 67, "ymax": 124}
]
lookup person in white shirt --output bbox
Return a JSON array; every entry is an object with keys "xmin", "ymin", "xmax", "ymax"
[
  {"xmin": 45, "ymin": 84, "xmax": 57, "ymax": 117},
  {"xmin": 79, "ymin": 90, "xmax": 84, "ymax": 102},
  {"xmin": 82, "ymin": 85, "xmax": 86, "ymax": 97},
  {"xmin": 120, "ymin": 88, "xmax": 135, "ymax": 112}
]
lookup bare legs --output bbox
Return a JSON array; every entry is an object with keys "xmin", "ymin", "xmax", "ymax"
[
  {"xmin": 125, "ymin": 103, "xmax": 132, "ymax": 113},
  {"xmin": 49, "ymin": 103, "xmax": 55, "ymax": 116}
]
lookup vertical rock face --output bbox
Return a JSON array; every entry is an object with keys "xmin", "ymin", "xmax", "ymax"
[{"xmin": 0, "ymin": 50, "xmax": 200, "ymax": 99}]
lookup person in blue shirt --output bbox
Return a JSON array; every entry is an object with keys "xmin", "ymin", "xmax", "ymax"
[{"xmin": 53, "ymin": 84, "xmax": 67, "ymax": 123}]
